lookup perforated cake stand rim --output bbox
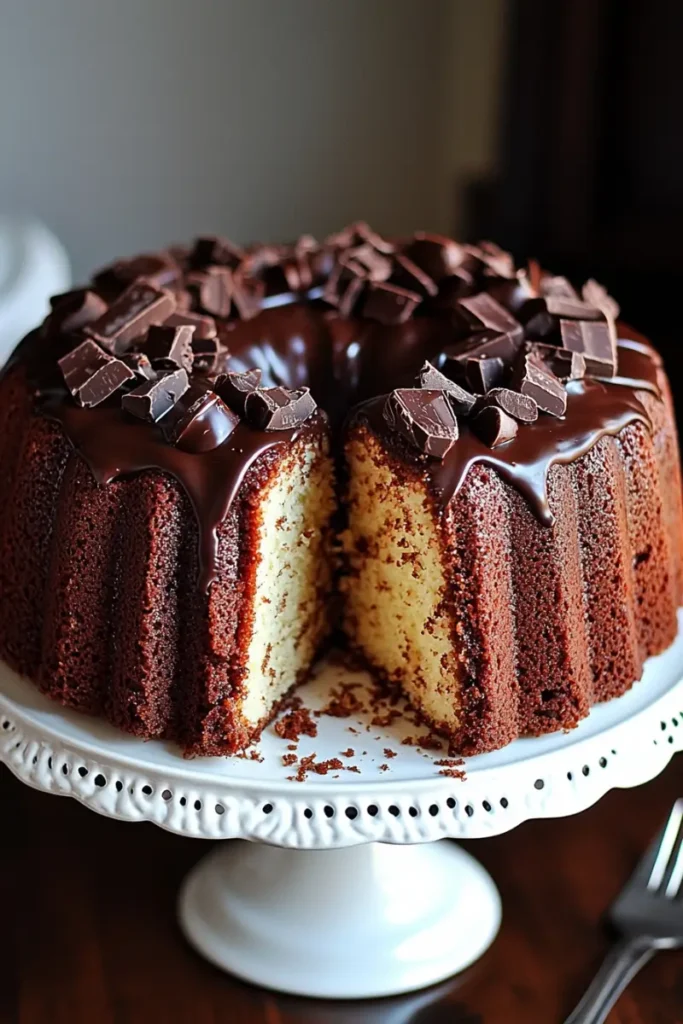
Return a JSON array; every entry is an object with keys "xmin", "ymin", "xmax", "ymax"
[{"xmin": 3, "ymin": 620, "xmax": 683, "ymax": 999}]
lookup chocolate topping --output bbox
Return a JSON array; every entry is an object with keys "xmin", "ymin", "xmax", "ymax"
[
  {"xmin": 121, "ymin": 368, "xmax": 189, "ymax": 423},
  {"xmin": 189, "ymin": 235, "xmax": 244, "ymax": 270},
  {"xmin": 213, "ymin": 368, "xmax": 262, "ymax": 414},
  {"xmin": 145, "ymin": 324, "xmax": 195, "ymax": 371},
  {"xmin": 86, "ymin": 281, "xmax": 176, "ymax": 355},
  {"xmin": 418, "ymin": 361, "xmax": 476, "ymax": 415},
  {"xmin": 473, "ymin": 405, "xmax": 519, "ymax": 447},
  {"xmin": 383, "ymin": 389, "xmax": 459, "ymax": 458},
  {"xmin": 244, "ymin": 386, "xmax": 317, "ymax": 430},
  {"xmin": 362, "ymin": 282, "xmax": 421, "ymax": 325},
  {"xmin": 465, "ymin": 355, "xmax": 505, "ymax": 394},
  {"xmin": 484, "ymin": 387, "xmax": 538, "ymax": 423},
  {"xmin": 402, "ymin": 232, "xmax": 464, "ymax": 282},
  {"xmin": 560, "ymin": 318, "xmax": 617, "ymax": 377},
  {"xmin": 512, "ymin": 350, "xmax": 567, "ymax": 417},
  {"xmin": 48, "ymin": 289, "xmax": 108, "ymax": 333},
  {"xmin": 454, "ymin": 293, "xmax": 523, "ymax": 339},
  {"xmin": 161, "ymin": 383, "xmax": 239, "ymax": 452},
  {"xmin": 58, "ymin": 340, "xmax": 134, "ymax": 408}
]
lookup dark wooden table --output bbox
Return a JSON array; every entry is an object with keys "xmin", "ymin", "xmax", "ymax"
[{"xmin": 2, "ymin": 759, "xmax": 683, "ymax": 1024}]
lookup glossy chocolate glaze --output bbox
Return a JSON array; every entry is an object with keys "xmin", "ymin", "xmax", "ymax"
[
  {"xmin": 12, "ymin": 255, "xmax": 665, "ymax": 593},
  {"xmin": 45, "ymin": 396, "xmax": 327, "ymax": 591},
  {"xmin": 350, "ymin": 338, "xmax": 660, "ymax": 524}
]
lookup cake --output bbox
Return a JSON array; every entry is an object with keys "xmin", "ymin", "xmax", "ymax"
[{"xmin": 0, "ymin": 226, "xmax": 681, "ymax": 756}]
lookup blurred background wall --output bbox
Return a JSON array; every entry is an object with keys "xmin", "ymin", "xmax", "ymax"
[{"xmin": 0, "ymin": 0, "xmax": 506, "ymax": 280}]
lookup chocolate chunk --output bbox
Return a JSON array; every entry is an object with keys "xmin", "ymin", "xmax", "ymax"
[
  {"xmin": 122, "ymin": 351, "xmax": 156, "ymax": 381},
  {"xmin": 540, "ymin": 275, "xmax": 579, "ymax": 301},
  {"xmin": 213, "ymin": 368, "xmax": 263, "ymax": 414},
  {"xmin": 383, "ymin": 389, "xmax": 459, "ymax": 458},
  {"xmin": 465, "ymin": 355, "xmax": 505, "ymax": 394},
  {"xmin": 454, "ymin": 293, "xmax": 523, "ymax": 340},
  {"xmin": 474, "ymin": 241, "xmax": 516, "ymax": 280},
  {"xmin": 164, "ymin": 309, "xmax": 217, "ymax": 339},
  {"xmin": 121, "ymin": 368, "xmax": 189, "ymax": 422},
  {"xmin": 418, "ymin": 361, "xmax": 477, "ymax": 414},
  {"xmin": 346, "ymin": 244, "xmax": 392, "ymax": 283},
  {"xmin": 94, "ymin": 252, "xmax": 180, "ymax": 292},
  {"xmin": 229, "ymin": 276, "xmax": 261, "ymax": 320},
  {"xmin": 362, "ymin": 282, "xmax": 421, "ymax": 325},
  {"xmin": 322, "ymin": 261, "xmax": 366, "ymax": 316},
  {"xmin": 189, "ymin": 235, "xmax": 244, "ymax": 270},
  {"xmin": 528, "ymin": 341, "xmax": 586, "ymax": 381},
  {"xmin": 191, "ymin": 335, "xmax": 227, "ymax": 373},
  {"xmin": 582, "ymin": 278, "xmax": 620, "ymax": 320},
  {"xmin": 49, "ymin": 289, "xmax": 108, "ymax": 332},
  {"xmin": 560, "ymin": 319, "xmax": 616, "ymax": 377},
  {"xmin": 391, "ymin": 254, "xmax": 438, "ymax": 297},
  {"xmin": 484, "ymin": 387, "xmax": 538, "ymax": 423},
  {"xmin": 161, "ymin": 384, "xmax": 239, "ymax": 452},
  {"xmin": 349, "ymin": 222, "xmax": 395, "ymax": 254},
  {"xmin": 485, "ymin": 271, "xmax": 535, "ymax": 313},
  {"xmin": 86, "ymin": 281, "xmax": 176, "ymax": 355},
  {"xmin": 402, "ymin": 232, "xmax": 464, "ymax": 282},
  {"xmin": 145, "ymin": 324, "xmax": 194, "ymax": 371},
  {"xmin": 520, "ymin": 294, "xmax": 602, "ymax": 341},
  {"xmin": 512, "ymin": 350, "xmax": 567, "ymax": 417},
  {"xmin": 473, "ymin": 405, "xmax": 519, "ymax": 448},
  {"xmin": 58, "ymin": 339, "xmax": 134, "ymax": 407},
  {"xmin": 244, "ymin": 386, "xmax": 317, "ymax": 431},
  {"xmin": 188, "ymin": 266, "xmax": 233, "ymax": 318},
  {"xmin": 546, "ymin": 295, "xmax": 602, "ymax": 320}
]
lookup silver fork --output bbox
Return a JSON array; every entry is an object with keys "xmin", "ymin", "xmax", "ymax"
[{"xmin": 565, "ymin": 798, "xmax": 683, "ymax": 1024}]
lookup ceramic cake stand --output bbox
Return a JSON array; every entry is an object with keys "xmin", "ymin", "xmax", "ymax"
[{"xmin": 2, "ymin": 614, "xmax": 683, "ymax": 1000}]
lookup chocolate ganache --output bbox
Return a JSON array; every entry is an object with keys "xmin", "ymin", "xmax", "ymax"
[{"xmin": 6, "ymin": 225, "xmax": 664, "ymax": 589}]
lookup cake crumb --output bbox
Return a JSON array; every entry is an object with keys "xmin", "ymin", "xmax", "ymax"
[
  {"xmin": 340, "ymin": 747, "xmax": 355, "ymax": 757},
  {"xmin": 435, "ymin": 757, "xmax": 466, "ymax": 780},
  {"xmin": 379, "ymin": 763, "xmax": 389, "ymax": 772},
  {"xmin": 282, "ymin": 753, "xmax": 298, "ymax": 767},
  {"xmin": 383, "ymin": 747, "xmax": 397, "ymax": 759},
  {"xmin": 274, "ymin": 705, "xmax": 318, "ymax": 741},
  {"xmin": 347, "ymin": 765, "xmax": 361, "ymax": 774},
  {"xmin": 318, "ymin": 682, "xmax": 365, "ymax": 719},
  {"xmin": 401, "ymin": 733, "xmax": 444, "ymax": 751}
]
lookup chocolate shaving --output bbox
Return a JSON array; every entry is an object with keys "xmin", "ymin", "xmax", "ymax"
[
  {"xmin": 161, "ymin": 383, "xmax": 239, "ymax": 452},
  {"xmin": 512, "ymin": 350, "xmax": 567, "ymax": 417},
  {"xmin": 383, "ymin": 389, "xmax": 459, "ymax": 458},
  {"xmin": 214, "ymin": 368, "xmax": 262, "ymax": 414},
  {"xmin": 145, "ymin": 324, "xmax": 194, "ymax": 371},
  {"xmin": 244, "ymin": 386, "xmax": 317, "ymax": 430},
  {"xmin": 58, "ymin": 340, "xmax": 134, "ymax": 407},
  {"xmin": 473, "ymin": 405, "xmax": 518, "ymax": 448},
  {"xmin": 418, "ymin": 361, "xmax": 476, "ymax": 415},
  {"xmin": 86, "ymin": 281, "xmax": 176, "ymax": 355},
  {"xmin": 362, "ymin": 282, "xmax": 421, "ymax": 325},
  {"xmin": 121, "ymin": 368, "xmax": 189, "ymax": 423}
]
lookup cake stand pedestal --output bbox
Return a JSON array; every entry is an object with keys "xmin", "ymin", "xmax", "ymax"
[{"xmin": 2, "ymin": 613, "xmax": 683, "ymax": 1000}]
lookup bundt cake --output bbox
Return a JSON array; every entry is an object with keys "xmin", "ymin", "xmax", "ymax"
[{"xmin": 0, "ymin": 225, "xmax": 681, "ymax": 756}]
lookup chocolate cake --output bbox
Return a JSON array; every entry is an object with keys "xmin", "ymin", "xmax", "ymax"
[{"xmin": 0, "ymin": 226, "xmax": 681, "ymax": 756}]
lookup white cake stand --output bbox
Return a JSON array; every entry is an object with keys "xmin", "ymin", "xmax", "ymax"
[{"xmin": 2, "ymin": 613, "xmax": 683, "ymax": 1000}]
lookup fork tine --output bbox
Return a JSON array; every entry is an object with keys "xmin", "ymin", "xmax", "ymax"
[
  {"xmin": 664, "ymin": 825, "xmax": 683, "ymax": 898},
  {"xmin": 648, "ymin": 798, "xmax": 683, "ymax": 891}
]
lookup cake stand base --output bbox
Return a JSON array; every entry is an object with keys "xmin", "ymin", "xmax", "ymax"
[{"xmin": 178, "ymin": 839, "xmax": 501, "ymax": 999}]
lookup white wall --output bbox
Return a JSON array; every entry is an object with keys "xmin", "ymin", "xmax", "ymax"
[{"xmin": 1, "ymin": 0, "xmax": 454, "ymax": 279}]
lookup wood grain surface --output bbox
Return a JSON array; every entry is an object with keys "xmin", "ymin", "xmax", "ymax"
[{"xmin": 2, "ymin": 758, "xmax": 683, "ymax": 1024}]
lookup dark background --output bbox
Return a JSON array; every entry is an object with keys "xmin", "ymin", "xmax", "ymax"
[{"xmin": 469, "ymin": 0, "xmax": 682, "ymax": 397}]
